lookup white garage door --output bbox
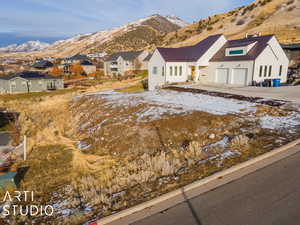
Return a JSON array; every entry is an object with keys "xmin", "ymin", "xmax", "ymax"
[
  {"xmin": 216, "ymin": 68, "xmax": 229, "ymax": 84},
  {"xmin": 232, "ymin": 68, "xmax": 248, "ymax": 86}
]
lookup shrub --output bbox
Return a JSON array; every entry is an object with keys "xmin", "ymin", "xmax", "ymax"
[
  {"xmin": 236, "ymin": 19, "xmax": 246, "ymax": 26},
  {"xmin": 286, "ymin": 0, "xmax": 294, "ymax": 5},
  {"xmin": 287, "ymin": 6, "xmax": 296, "ymax": 11},
  {"xmin": 207, "ymin": 26, "xmax": 213, "ymax": 31}
]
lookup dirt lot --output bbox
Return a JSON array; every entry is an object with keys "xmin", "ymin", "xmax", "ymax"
[{"xmin": 1, "ymin": 86, "xmax": 300, "ymax": 225}]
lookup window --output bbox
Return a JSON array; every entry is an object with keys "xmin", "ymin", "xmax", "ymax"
[
  {"xmin": 229, "ymin": 49, "xmax": 244, "ymax": 55},
  {"xmin": 179, "ymin": 66, "xmax": 182, "ymax": 76},
  {"xmin": 268, "ymin": 66, "xmax": 272, "ymax": 77},
  {"xmin": 259, "ymin": 66, "xmax": 263, "ymax": 77},
  {"xmin": 279, "ymin": 65, "xmax": 282, "ymax": 76},
  {"xmin": 152, "ymin": 66, "xmax": 158, "ymax": 75},
  {"xmin": 170, "ymin": 66, "xmax": 173, "ymax": 76},
  {"xmin": 162, "ymin": 66, "xmax": 164, "ymax": 76},
  {"xmin": 264, "ymin": 65, "xmax": 268, "ymax": 77},
  {"xmin": 175, "ymin": 66, "xmax": 178, "ymax": 76}
]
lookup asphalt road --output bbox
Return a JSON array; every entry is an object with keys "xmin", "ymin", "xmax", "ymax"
[
  {"xmin": 0, "ymin": 132, "xmax": 10, "ymax": 146},
  {"xmin": 133, "ymin": 150, "xmax": 300, "ymax": 225}
]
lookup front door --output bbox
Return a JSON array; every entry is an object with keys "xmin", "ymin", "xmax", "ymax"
[{"xmin": 191, "ymin": 66, "xmax": 196, "ymax": 81}]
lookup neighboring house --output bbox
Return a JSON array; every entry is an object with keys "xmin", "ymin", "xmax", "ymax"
[
  {"xmin": 59, "ymin": 61, "xmax": 96, "ymax": 75},
  {"xmin": 80, "ymin": 60, "xmax": 97, "ymax": 74},
  {"xmin": 148, "ymin": 34, "xmax": 289, "ymax": 90},
  {"xmin": 32, "ymin": 60, "xmax": 54, "ymax": 70},
  {"xmin": 0, "ymin": 71, "xmax": 64, "ymax": 94},
  {"xmin": 60, "ymin": 54, "xmax": 96, "ymax": 75},
  {"xmin": 87, "ymin": 52, "xmax": 107, "ymax": 59},
  {"xmin": 104, "ymin": 50, "xmax": 149, "ymax": 76},
  {"xmin": 62, "ymin": 54, "xmax": 90, "ymax": 64}
]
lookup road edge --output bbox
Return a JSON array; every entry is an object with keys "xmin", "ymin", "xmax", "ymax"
[{"xmin": 98, "ymin": 138, "xmax": 300, "ymax": 225}]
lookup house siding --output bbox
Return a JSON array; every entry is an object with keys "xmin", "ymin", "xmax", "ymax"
[
  {"xmin": 254, "ymin": 36, "xmax": 288, "ymax": 83},
  {"xmin": 0, "ymin": 78, "xmax": 64, "ymax": 94},
  {"xmin": 105, "ymin": 51, "xmax": 149, "ymax": 76},
  {"xmin": 206, "ymin": 61, "xmax": 254, "ymax": 85},
  {"xmin": 148, "ymin": 49, "xmax": 166, "ymax": 91}
]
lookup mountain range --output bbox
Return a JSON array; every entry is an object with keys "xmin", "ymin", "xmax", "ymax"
[
  {"xmin": 0, "ymin": 14, "xmax": 188, "ymax": 56},
  {"xmin": 0, "ymin": 40, "xmax": 50, "ymax": 53},
  {"xmin": 0, "ymin": 0, "xmax": 299, "ymax": 57}
]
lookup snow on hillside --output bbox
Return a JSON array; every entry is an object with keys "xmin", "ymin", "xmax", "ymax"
[
  {"xmin": 0, "ymin": 40, "xmax": 50, "ymax": 53},
  {"xmin": 164, "ymin": 15, "xmax": 189, "ymax": 27},
  {"xmin": 46, "ymin": 14, "xmax": 188, "ymax": 54}
]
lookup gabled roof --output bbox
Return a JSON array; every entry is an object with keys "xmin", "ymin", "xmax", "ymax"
[
  {"xmin": 68, "ymin": 54, "xmax": 89, "ymax": 61},
  {"xmin": 0, "ymin": 71, "xmax": 61, "ymax": 80},
  {"xmin": 143, "ymin": 53, "xmax": 153, "ymax": 62},
  {"xmin": 156, "ymin": 34, "xmax": 223, "ymax": 62},
  {"xmin": 80, "ymin": 60, "xmax": 94, "ymax": 66},
  {"xmin": 210, "ymin": 35, "xmax": 274, "ymax": 62},
  {"xmin": 105, "ymin": 51, "xmax": 143, "ymax": 61},
  {"xmin": 32, "ymin": 60, "xmax": 53, "ymax": 69}
]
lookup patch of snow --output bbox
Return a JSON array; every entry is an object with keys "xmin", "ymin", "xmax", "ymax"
[
  {"xmin": 92, "ymin": 90, "xmax": 256, "ymax": 118},
  {"xmin": 259, "ymin": 113, "xmax": 300, "ymax": 130},
  {"xmin": 203, "ymin": 136, "xmax": 230, "ymax": 151},
  {"xmin": 0, "ymin": 40, "xmax": 50, "ymax": 53},
  {"xmin": 164, "ymin": 15, "xmax": 189, "ymax": 27},
  {"xmin": 76, "ymin": 141, "xmax": 91, "ymax": 150}
]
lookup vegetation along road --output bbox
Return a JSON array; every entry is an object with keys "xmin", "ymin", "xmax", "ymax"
[{"xmin": 134, "ymin": 146, "xmax": 300, "ymax": 225}]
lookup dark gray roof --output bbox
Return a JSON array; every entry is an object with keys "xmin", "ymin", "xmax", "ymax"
[
  {"xmin": 156, "ymin": 34, "xmax": 223, "ymax": 62},
  {"xmin": 105, "ymin": 51, "xmax": 143, "ymax": 61},
  {"xmin": 32, "ymin": 60, "xmax": 53, "ymax": 69},
  {"xmin": 0, "ymin": 71, "xmax": 62, "ymax": 80},
  {"xmin": 281, "ymin": 43, "xmax": 300, "ymax": 50},
  {"xmin": 80, "ymin": 60, "xmax": 94, "ymax": 66},
  {"xmin": 143, "ymin": 53, "xmax": 153, "ymax": 61},
  {"xmin": 68, "ymin": 54, "xmax": 89, "ymax": 61},
  {"xmin": 210, "ymin": 35, "xmax": 274, "ymax": 62}
]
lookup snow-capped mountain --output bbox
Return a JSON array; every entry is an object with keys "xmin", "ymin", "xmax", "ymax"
[
  {"xmin": 0, "ymin": 40, "xmax": 50, "ymax": 53},
  {"xmin": 42, "ymin": 14, "xmax": 189, "ymax": 57},
  {"xmin": 164, "ymin": 15, "xmax": 190, "ymax": 27}
]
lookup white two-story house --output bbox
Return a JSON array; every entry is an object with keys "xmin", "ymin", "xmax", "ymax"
[{"xmin": 148, "ymin": 34, "xmax": 288, "ymax": 90}]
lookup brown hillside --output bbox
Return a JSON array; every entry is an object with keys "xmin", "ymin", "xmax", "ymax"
[{"xmin": 161, "ymin": 0, "xmax": 300, "ymax": 48}]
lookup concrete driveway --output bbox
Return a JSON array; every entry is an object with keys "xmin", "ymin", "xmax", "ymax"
[{"xmin": 177, "ymin": 84, "xmax": 300, "ymax": 104}]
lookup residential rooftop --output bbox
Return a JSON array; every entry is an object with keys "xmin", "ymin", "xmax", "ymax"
[
  {"xmin": 210, "ymin": 34, "xmax": 274, "ymax": 62},
  {"xmin": 0, "ymin": 71, "xmax": 61, "ymax": 80},
  {"xmin": 156, "ymin": 34, "xmax": 223, "ymax": 62}
]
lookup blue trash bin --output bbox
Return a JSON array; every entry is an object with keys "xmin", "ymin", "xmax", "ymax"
[{"xmin": 272, "ymin": 78, "xmax": 281, "ymax": 87}]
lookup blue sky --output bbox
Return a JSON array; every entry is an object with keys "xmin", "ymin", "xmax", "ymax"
[{"xmin": 0, "ymin": 0, "xmax": 254, "ymax": 46}]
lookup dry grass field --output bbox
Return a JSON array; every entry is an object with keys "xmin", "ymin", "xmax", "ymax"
[{"xmin": 2, "ymin": 80, "xmax": 299, "ymax": 224}]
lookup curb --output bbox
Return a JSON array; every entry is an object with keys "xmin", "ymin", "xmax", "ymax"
[{"xmin": 98, "ymin": 138, "xmax": 300, "ymax": 225}]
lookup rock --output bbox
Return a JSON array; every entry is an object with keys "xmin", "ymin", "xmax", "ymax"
[{"xmin": 208, "ymin": 133, "xmax": 216, "ymax": 139}]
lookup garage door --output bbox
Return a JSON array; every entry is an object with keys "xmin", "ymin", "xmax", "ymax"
[
  {"xmin": 232, "ymin": 68, "xmax": 248, "ymax": 86},
  {"xmin": 216, "ymin": 68, "xmax": 229, "ymax": 84}
]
